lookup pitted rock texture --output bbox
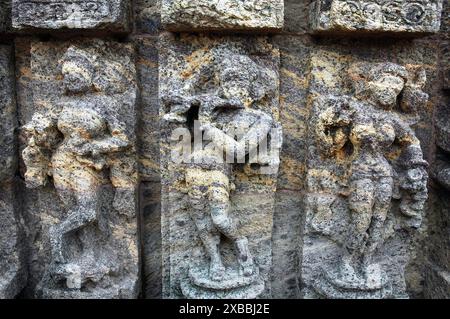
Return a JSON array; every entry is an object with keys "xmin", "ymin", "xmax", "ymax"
[
  {"xmin": 310, "ymin": 0, "xmax": 444, "ymax": 34},
  {"xmin": 302, "ymin": 51, "xmax": 431, "ymax": 299},
  {"xmin": 12, "ymin": 0, "xmax": 131, "ymax": 32},
  {"xmin": 0, "ymin": 0, "xmax": 11, "ymax": 32},
  {"xmin": 0, "ymin": 0, "xmax": 449, "ymax": 301},
  {"xmin": 17, "ymin": 39, "xmax": 139, "ymax": 299},
  {"xmin": 162, "ymin": 0, "xmax": 284, "ymax": 31},
  {"xmin": 159, "ymin": 33, "xmax": 281, "ymax": 299},
  {"xmin": 0, "ymin": 45, "xmax": 26, "ymax": 299}
]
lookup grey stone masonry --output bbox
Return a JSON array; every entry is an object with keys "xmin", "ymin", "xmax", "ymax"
[{"xmin": 12, "ymin": 0, "xmax": 131, "ymax": 32}]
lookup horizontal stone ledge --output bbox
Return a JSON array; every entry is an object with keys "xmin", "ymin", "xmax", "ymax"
[
  {"xmin": 161, "ymin": 0, "xmax": 284, "ymax": 32},
  {"xmin": 11, "ymin": 0, "xmax": 132, "ymax": 33}
]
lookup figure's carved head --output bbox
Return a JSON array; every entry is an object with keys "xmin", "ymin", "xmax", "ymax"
[
  {"xmin": 61, "ymin": 46, "xmax": 95, "ymax": 94},
  {"xmin": 349, "ymin": 62, "xmax": 408, "ymax": 109},
  {"xmin": 218, "ymin": 52, "xmax": 276, "ymax": 108}
]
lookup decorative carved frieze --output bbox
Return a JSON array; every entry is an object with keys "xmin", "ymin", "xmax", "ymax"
[
  {"xmin": 160, "ymin": 33, "xmax": 282, "ymax": 298},
  {"xmin": 162, "ymin": 0, "xmax": 284, "ymax": 31},
  {"xmin": 310, "ymin": 0, "xmax": 444, "ymax": 34},
  {"xmin": 12, "ymin": 0, "xmax": 131, "ymax": 32},
  {"xmin": 19, "ymin": 39, "xmax": 139, "ymax": 298}
]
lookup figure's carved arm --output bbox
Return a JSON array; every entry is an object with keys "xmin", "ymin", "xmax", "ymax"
[
  {"xmin": 202, "ymin": 111, "xmax": 273, "ymax": 162},
  {"xmin": 313, "ymin": 97, "xmax": 354, "ymax": 156},
  {"xmin": 162, "ymin": 93, "xmax": 244, "ymax": 123},
  {"xmin": 21, "ymin": 112, "xmax": 61, "ymax": 188},
  {"xmin": 81, "ymin": 135, "xmax": 130, "ymax": 157},
  {"xmin": 392, "ymin": 115, "xmax": 428, "ymax": 223},
  {"xmin": 392, "ymin": 116, "xmax": 428, "ymax": 168}
]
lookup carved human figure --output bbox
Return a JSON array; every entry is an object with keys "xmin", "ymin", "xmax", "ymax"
[
  {"xmin": 315, "ymin": 63, "xmax": 428, "ymax": 287},
  {"xmin": 22, "ymin": 46, "xmax": 131, "ymax": 287},
  {"xmin": 164, "ymin": 52, "xmax": 278, "ymax": 282}
]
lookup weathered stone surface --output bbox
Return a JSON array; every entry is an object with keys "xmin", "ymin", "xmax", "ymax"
[
  {"xmin": 12, "ymin": 0, "xmax": 131, "ymax": 32},
  {"xmin": 160, "ymin": 33, "xmax": 281, "ymax": 298},
  {"xmin": 310, "ymin": 0, "xmax": 444, "ymax": 35},
  {"xmin": 161, "ymin": 0, "xmax": 284, "ymax": 31},
  {"xmin": 0, "ymin": 0, "xmax": 448, "ymax": 301},
  {"xmin": 423, "ymin": 189, "xmax": 450, "ymax": 299},
  {"xmin": 0, "ymin": 45, "xmax": 27, "ymax": 299},
  {"xmin": 133, "ymin": 35, "xmax": 162, "ymax": 298},
  {"xmin": 16, "ymin": 39, "xmax": 139, "ymax": 298},
  {"xmin": 301, "ymin": 49, "xmax": 431, "ymax": 299},
  {"xmin": 443, "ymin": 43, "xmax": 450, "ymax": 90},
  {"xmin": 134, "ymin": 0, "xmax": 161, "ymax": 35},
  {"xmin": 0, "ymin": 0, "xmax": 11, "ymax": 32},
  {"xmin": 434, "ymin": 117, "xmax": 450, "ymax": 189},
  {"xmin": 423, "ymin": 264, "xmax": 450, "ymax": 299}
]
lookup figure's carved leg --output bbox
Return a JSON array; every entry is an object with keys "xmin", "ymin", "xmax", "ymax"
[
  {"xmin": 344, "ymin": 178, "xmax": 375, "ymax": 283},
  {"xmin": 50, "ymin": 190, "xmax": 100, "ymax": 264},
  {"xmin": 209, "ymin": 186, "xmax": 254, "ymax": 277},
  {"xmin": 363, "ymin": 177, "xmax": 393, "ymax": 273},
  {"xmin": 188, "ymin": 184, "xmax": 225, "ymax": 281}
]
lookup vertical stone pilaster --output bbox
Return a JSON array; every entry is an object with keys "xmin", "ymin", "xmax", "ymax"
[{"xmin": 0, "ymin": 45, "xmax": 26, "ymax": 299}]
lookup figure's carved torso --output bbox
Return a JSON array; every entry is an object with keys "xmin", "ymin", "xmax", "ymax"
[
  {"xmin": 349, "ymin": 103, "xmax": 396, "ymax": 180},
  {"xmin": 51, "ymin": 106, "xmax": 110, "ymax": 192}
]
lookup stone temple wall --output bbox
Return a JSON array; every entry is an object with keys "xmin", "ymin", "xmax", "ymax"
[{"xmin": 0, "ymin": 0, "xmax": 448, "ymax": 299}]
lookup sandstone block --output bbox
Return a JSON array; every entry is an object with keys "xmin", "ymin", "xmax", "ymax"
[
  {"xmin": 310, "ymin": 0, "xmax": 444, "ymax": 35},
  {"xmin": 162, "ymin": 0, "xmax": 284, "ymax": 31}
]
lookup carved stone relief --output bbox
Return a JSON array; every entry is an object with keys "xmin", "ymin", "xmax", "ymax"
[
  {"xmin": 0, "ymin": 45, "xmax": 27, "ymax": 299},
  {"xmin": 12, "ymin": 0, "xmax": 131, "ymax": 32},
  {"xmin": 161, "ymin": 0, "xmax": 284, "ymax": 31},
  {"xmin": 18, "ymin": 39, "xmax": 139, "ymax": 298},
  {"xmin": 160, "ymin": 33, "xmax": 281, "ymax": 298},
  {"xmin": 302, "ymin": 51, "xmax": 429, "ymax": 298},
  {"xmin": 310, "ymin": 0, "xmax": 444, "ymax": 34}
]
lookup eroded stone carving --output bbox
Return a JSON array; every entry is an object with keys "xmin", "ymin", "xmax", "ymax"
[
  {"xmin": 12, "ymin": 0, "xmax": 131, "ymax": 31},
  {"xmin": 310, "ymin": 0, "xmax": 444, "ymax": 34},
  {"xmin": 162, "ymin": 0, "xmax": 284, "ymax": 31},
  {"xmin": 304, "ymin": 60, "xmax": 429, "ymax": 298},
  {"xmin": 0, "ymin": 45, "xmax": 26, "ymax": 299},
  {"xmin": 160, "ymin": 33, "xmax": 281, "ymax": 298},
  {"xmin": 20, "ymin": 40, "xmax": 139, "ymax": 298}
]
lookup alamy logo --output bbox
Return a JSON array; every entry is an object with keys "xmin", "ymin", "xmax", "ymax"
[{"xmin": 169, "ymin": 120, "xmax": 282, "ymax": 175}]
